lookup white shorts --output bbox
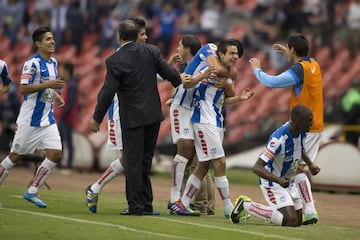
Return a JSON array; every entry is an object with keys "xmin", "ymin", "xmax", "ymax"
[
  {"xmin": 302, "ymin": 132, "xmax": 322, "ymax": 163},
  {"xmin": 170, "ymin": 104, "xmax": 194, "ymax": 144},
  {"xmin": 107, "ymin": 119, "xmax": 123, "ymax": 150},
  {"xmin": 259, "ymin": 182, "xmax": 302, "ymax": 210},
  {"xmin": 193, "ymin": 123, "xmax": 224, "ymax": 162},
  {"xmin": 11, "ymin": 124, "xmax": 62, "ymax": 155}
]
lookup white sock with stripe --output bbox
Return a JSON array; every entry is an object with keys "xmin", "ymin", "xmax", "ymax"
[
  {"xmin": 170, "ymin": 154, "xmax": 188, "ymax": 202},
  {"xmin": 214, "ymin": 176, "xmax": 233, "ymax": 213},
  {"xmin": 181, "ymin": 174, "xmax": 201, "ymax": 207},
  {"xmin": 0, "ymin": 156, "xmax": 15, "ymax": 185},
  {"xmin": 294, "ymin": 172, "xmax": 316, "ymax": 214},
  {"xmin": 28, "ymin": 158, "xmax": 56, "ymax": 194},
  {"xmin": 91, "ymin": 159, "xmax": 122, "ymax": 193},
  {"xmin": 244, "ymin": 201, "xmax": 283, "ymax": 226}
]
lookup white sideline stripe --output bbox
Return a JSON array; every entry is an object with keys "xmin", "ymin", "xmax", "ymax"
[
  {"xmin": 0, "ymin": 208, "xmax": 190, "ymax": 240},
  {"xmin": 154, "ymin": 217, "xmax": 304, "ymax": 240}
]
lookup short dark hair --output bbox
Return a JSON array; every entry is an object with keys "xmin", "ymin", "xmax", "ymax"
[
  {"xmin": 133, "ymin": 18, "xmax": 146, "ymax": 29},
  {"xmin": 217, "ymin": 39, "xmax": 244, "ymax": 58},
  {"xmin": 32, "ymin": 26, "xmax": 51, "ymax": 43},
  {"xmin": 287, "ymin": 34, "xmax": 309, "ymax": 57},
  {"xmin": 291, "ymin": 104, "xmax": 312, "ymax": 121},
  {"xmin": 181, "ymin": 35, "xmax": 201, "ymax": 56},
  {"xmin": 117, "ymin": 20, "xmax": 138, "ymax": 41}
]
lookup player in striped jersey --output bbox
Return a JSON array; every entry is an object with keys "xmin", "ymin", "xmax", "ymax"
[
  {"xmin": 172, "ymin": 39, "xmax": 253, "ymax": 217},
  {"xmin": 0, "ymin": 27, "xmax": 65, "ymax": 208},
  {"xmin": 168, "ymin": 37, "xmax": 235, "ymax": 215},
  {"xmin": 230, "ymin": 105, "xmax": 320, "ymax": 226},
  {"xmin": 0, "ymin": 59, "xmax": 12, "ymax": 94},
  {"xmin": 249, "ymin": 34, "xmax": 323, "ymax": 224}
]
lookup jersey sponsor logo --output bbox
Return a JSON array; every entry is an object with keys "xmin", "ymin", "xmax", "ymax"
[{"xmin": 310, "ymin": 66, "xmax": 316, "ymax": 74}]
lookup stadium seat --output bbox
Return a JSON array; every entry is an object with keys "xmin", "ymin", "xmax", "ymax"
[{"xmin": 227, "ymin": 24, "xmax": 248, "ymax": 40}]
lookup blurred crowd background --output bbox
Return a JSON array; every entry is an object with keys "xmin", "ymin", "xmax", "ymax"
[{"xmin": 0, "ymin": 0, "xmax": 359, "ymax": 170}]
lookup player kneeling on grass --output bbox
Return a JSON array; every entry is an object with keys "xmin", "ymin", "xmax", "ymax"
[{"xmin": 230, "ymin": 105, "xmax": 320, "ymax": 227}]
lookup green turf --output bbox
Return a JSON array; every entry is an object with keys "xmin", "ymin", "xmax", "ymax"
[{"xmin": 0, "ymin": 184, "xmax": 359, "ymax": 240}]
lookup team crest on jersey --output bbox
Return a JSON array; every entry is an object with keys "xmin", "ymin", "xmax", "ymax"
[
  {"xmin": 208, "ymin": 43, "xmax": 217, "ymax": 50},
  {"xmin": 211, "ymin": 148, "xmax": 217, "ymax": 154}
]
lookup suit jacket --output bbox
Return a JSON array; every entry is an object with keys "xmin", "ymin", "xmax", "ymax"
[{"xmin": 93, "ymin": 42, "xmax": 181, "ymax": 129}]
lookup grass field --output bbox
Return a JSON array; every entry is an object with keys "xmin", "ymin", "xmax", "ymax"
[{"xmin": 1, "ymin": 171, "xmax": 359, "ymax": 240}]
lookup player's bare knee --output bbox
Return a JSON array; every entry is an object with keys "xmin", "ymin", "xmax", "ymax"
[
  {"xmin": 46, "ymin": 150, "xmax": 62, "ymax": 163},
  {"xmin": 8, "ymin": 152, "xmax": 22, "ymax": 163}
]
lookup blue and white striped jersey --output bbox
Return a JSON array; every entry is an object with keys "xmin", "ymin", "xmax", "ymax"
[
  {"xmin": 259, "ymin": 121, "xmax": 306, "ymax": 186},
  {"xmin": 0, "ymin": 59, "xmax": 11, "ymax": 85},
  {"xmin": 172, "ymin": 43, "xmax": 218, "ymax": 109},
  {"xmin": 191, "ymin": 66, "xmax": 231, "ymax": 128},
  {"xmin": 16, "ymin": 53, "xmax": 59, "ymax": 127}
]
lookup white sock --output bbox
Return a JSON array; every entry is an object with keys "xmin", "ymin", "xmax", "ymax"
[
  {"xmin": 91, "ymin": 159, "xmax": 122, "ymax": 193},
  {"xmin": 28, "ymin": 158, "xmax": 56, "ymax": 194},
  {"xmin": 214, "ymin": 176, "xmax": 233, "ymax": 213},
  {"xmin": 170, "ymin": 154, "xmax": 188, "ymax": 202},
  {"xmin": 181, "ymin": 174, "xmax": 201, "ymax": 207},
  {"xmin": 294, "ymin": 172, "xmax": 316, "ymax": 214},
  {"xmin": 244, "ymin": 201, "xmax": 284, "ymax": 226},
  {"xmin": 0, "ymin": 156, "xmax": 15, "ymax": 185}
]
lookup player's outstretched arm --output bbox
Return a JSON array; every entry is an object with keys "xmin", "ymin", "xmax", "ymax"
[{"xmin": 224, "ymin": 88, "xmax": 254, "ymax": 105}]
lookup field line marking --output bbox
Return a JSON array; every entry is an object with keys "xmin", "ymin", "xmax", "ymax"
[
  {"xmin": 153, "ymin": 217, "xmax": 304, "ymax": 240},
  {"xmin": 0, "ymin": 208, "xmax": 191, "ymax": 240}
]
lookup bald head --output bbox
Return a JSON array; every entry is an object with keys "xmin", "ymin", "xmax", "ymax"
[
  {"xmin": 291, "ymin": 105, "xmax": 313, "ymax": 133},
  {"xmin": 291, "ymin": 105, "xmax": 312, "ymax": 120},
  {"xmin": 117, "ymin": 20, "xmax": 138, "ymax": 42}
]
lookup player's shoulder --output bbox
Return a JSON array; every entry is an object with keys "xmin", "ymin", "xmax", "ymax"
[{"xmin": 50, "ymin": 57, "xmax": 58, "ymax": 65}]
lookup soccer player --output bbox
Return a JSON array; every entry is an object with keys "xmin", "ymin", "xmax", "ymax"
[
  {"xmin": 85, "ymin": 18, "xmax": 157, "ymax": 214},
  {"xmin": 168, "ymin": 35, "xmax": 213, "ymax": 215},
  {"xmin": 0, "ymin": 27, "xmax": 65, "ymax": 208},
  {"xmin": 249, "ymin": 34, "xmax": 323, "ymax": 224},
  {"xmin": 167, "ymin": 37, "xmax": 232, "ymax": 216},
  {"xmin": 0, "ymin": 59, "xmax": 11, "ymax": 95},
  {"xmin": 170, "ymin": 39, "xmax": 254, "ymax": 217},
  {"xmin": 230, "ymin": 105, "xmax": 320, "ymax": 227}
]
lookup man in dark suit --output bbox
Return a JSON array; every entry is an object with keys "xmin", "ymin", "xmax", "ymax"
[{"xmin": 90, "ymin": 20, "xmax": 182, "ymax": 215}]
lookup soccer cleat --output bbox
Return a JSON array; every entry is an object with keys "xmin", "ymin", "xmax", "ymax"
[
  {"xmin": 230, "ymin": 195, "xmax": 251, "ymax": 224},
  {"xmin": 168, "ymin": 200, "xmax": 200, "ymax": 216},
  {"xmin": 85, "ymin": 185, "xmax": 98, "ymax": 213},
  {"xmin": 303, "ymin": 212, "xmax": 318, "ymax": 225},
  {"xmin": 225, "ymin": 210, "xmax": 250, "ymax": 220},
  {"xmin": 23, "ymin": 192, "xmax": 47, "ymax": 208}
]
